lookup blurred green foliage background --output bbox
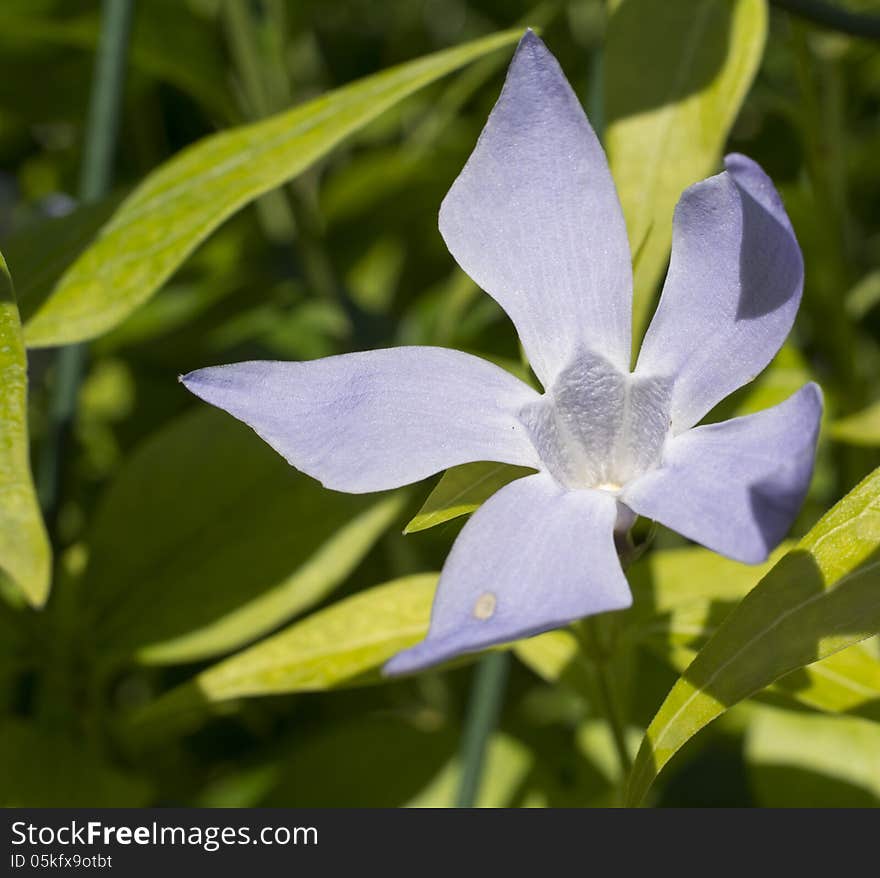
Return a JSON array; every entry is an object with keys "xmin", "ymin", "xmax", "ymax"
[{"xmin": 2, "ymin": 0, "xmax": 880, "ymax": 807}]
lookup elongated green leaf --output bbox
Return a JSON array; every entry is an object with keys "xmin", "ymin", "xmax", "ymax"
[
  {"xmin": 514, "ymin": 601, "xmax": 880, "ymax": 732},
  {"xmin": 186, "ymin": 572, "xmax": 436, "ymax": 698},
  {"xmin": 405, "ymin": 461, "xmax": 535, "ymax": 533},
  {"xmin": 746, "ymin": 706, "xmax": 880, "ymax": 807},
  {"xmin": 87, "ymin": 408, "xmax": 404, "ymax": 665},
  {"xmin": 642, "ymin": 605, "xmax": 880, "ymax": 721},
  {"xmin": 130, "ymin": 574, "xmax": 437, "ymax": 739},
  {"xmin": 606, "ymin": 0, "xmax": 767, "ymax": 340},
  {"xmin": 0, "ymin": 253, "xmax": 50, "ymax": 607},
  {"xmin": 772, "ymin": 642, "xmax": 880, "ymax": 720},
  {"xmin": 22, "ymin": 28, "xmax": 524, "ymax": 347},
  {"xmin": 830, "ymin": 401, "xmax": 880, "ymax": 447},
  {"xmin": 627, "ymin": 467, "xmax": 880, "ymax": 806}
]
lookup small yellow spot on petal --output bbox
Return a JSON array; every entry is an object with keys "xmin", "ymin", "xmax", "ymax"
[{"xmin": 473, "ymin": 592, "xmax": 497, "ymax": 620}]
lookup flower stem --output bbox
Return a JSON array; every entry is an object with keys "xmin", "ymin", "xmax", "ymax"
[{"xmin": 454, "ymin": 651, "xmax": 510, "ymax": 808}]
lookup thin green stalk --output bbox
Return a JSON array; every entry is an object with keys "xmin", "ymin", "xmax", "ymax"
[
  {"xmin": 37, "ymin": 0, "xmax": 135, "ymax": 531},
  {"xmin": 455, "ymin": 651, "xmax": 510, "ymax": 808}
]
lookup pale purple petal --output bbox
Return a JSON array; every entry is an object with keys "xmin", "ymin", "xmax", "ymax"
[
  {"xmin": 621, "ymin": 383, "xmax": 822, "ymax": 565},
  {"xmin": 635, "ymin": 154, "xmax": 804, "ymax": 431},
  {"xmin": 439, "ymin": 30, "xmax": 633, "ymax": 388},
  {"xmin": 384, "ymin": 472, "xmax": 632, "ymax": 675},
  {"xmin": 181, "ymin": 347, "xmax": 541, "ymax": 493}
]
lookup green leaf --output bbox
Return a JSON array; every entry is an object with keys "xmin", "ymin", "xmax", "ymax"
[
  {"xmin": 21, "ymin": 28, "xmax": 525, "ymax": 347},
  {"xmin": 130, "ymin": 574, "xmax": 438, "ymax": 740},
  {"xmin": 830, "ymin": 400, "xmax": 880, "ymax": 447},
  {"xmin": 183, "ymin": 573, "xmax": 435, "ymax": 698},
  {"xmin": 405, "ymin": 461, "xmax": 535, "ymax": 533},
  {"xmin": 746, "ymin": 706, "xmax": 880, "ymax": 807},
  {"xmin": 627, "ymin": 467, "xmax": 880, "ymax": 806},
  {"xmin": 605, "ymin": 0, "xmax": 767, "ymax": 340},
  {"xmin": 0, "ymin": 252, "xmax": 50, "ymax": 607},
  {"xmin": 771, "ymin": 641, "xmax": 880, "ymax": 720},
  {"xmin": 641, "ymin": 604, "xmax": 880, "ymax": 721},
  {"xmin": 626, "ymin": 544, "xmax": 880, "ymax": 722},
  {"xmin": 86, "ymin": 408, "xmax": 404, "ymax": 665}
]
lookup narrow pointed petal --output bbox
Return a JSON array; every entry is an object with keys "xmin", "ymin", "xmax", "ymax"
[
  {"xmin": 636, "ymin": 154, "xmax": 804, "ymax": 431},
  {"xmin": 384, "ymin": 473, "xmax": 632, "ymax": 675},
  {"xmin": 621, "ymin": 384, "xmax": 822, "ymax": 565},
  {"xmin": 181, "ymin": 347, "xmax": 541, "ymax": 493},
  {"xmin": 439, "ymin": 30, "xmax": 633, "ymax": 387}
]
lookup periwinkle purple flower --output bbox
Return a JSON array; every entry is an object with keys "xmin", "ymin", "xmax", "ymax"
[{"xmin": 182, "ymin": 31, "xmax": 822, "ymax": 675}]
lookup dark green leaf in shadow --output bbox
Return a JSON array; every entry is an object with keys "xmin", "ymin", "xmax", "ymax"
[
  {"xmin": 0, "ymin": 720, "xmax": 149, "ymax": 806},
  {"xmin": 86, "ymin": 408, "xmax": 404, "ymax": 665},
  {"xmin": 261, "ymin": 716, "xmax": 459, "ymax": 808},
  {"xmin": 127, "ymin": 574, "xmax": 442, "ymax": 742}
]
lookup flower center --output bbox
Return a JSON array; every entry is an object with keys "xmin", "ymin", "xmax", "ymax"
[{"xmin": 519, "ymin": 350, "xmax": 672, "ymax": 492}]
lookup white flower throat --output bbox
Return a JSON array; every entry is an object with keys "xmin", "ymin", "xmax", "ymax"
[{"xmin": 519, "ymin": 350, "xmax": 673, "ymax": 492}]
